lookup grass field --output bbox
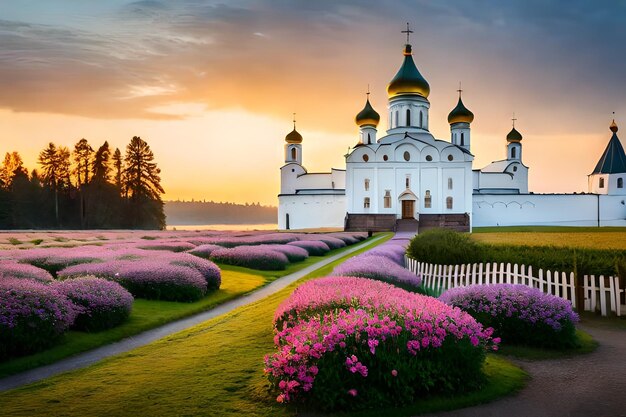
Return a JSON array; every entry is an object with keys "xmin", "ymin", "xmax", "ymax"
[
  {"xmin": 0, "ymin": 243, "xmax": 368, "ymax": 378},
  {"xmin": 0, "ymin": 233, "xmax": 527, "ymax": 417},
  {"xmin": 472, "ymin": 226, "xmax": 626, "ymax": 250}
]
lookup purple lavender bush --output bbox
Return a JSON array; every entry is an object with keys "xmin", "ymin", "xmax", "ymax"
[
  {"xmin": 53, "ymin": 277, "xmax": 133, "ymax": 331},
  {"xmin": 440, "ymin": 284, "xmax": 580, "ymax": 349},
  {"xmin": 287, "ymin": 240, "xmax": 331, "ymax": 256},
  {"xmin": 333, "ymin": 254, "xmax": 422, "ymax": 292},
  {"xmin": 169, "ymin": 253, "xmax": 221, "ymax": 290},
  {"xmin": 210, "ymin": 246, "xmax": 289, "ymax": 270},
  {"xmin": 302, "ymin": 236, "xmax": 346, "ymax": 250},
  {"xmin": 258, "ymin": 245, "xmax": 309, "ymax": 262},
  {"xmin": 0, "ymin": 278, "xmax": 76, "ymax": 359},
  {"xmin": 187, "ymin": 244, "xmax": 223, "ymax": 259},
  {"xmin": 137, "ymin": 241, "xmax": 196, "ymax": 252},
  {"xmin": 0, "ymin": 261, "xmax": 54, "ymax": 283},
  {"xmin": 362, "ymin": 243, "xmax": 406, "ymax": 266}
]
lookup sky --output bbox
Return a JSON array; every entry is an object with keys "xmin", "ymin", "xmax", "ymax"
[{"xmin": 1, "ymin": 0, "xmax": 625, "ymax": 205}]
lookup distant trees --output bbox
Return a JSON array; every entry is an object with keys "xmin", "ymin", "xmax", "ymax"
[{"xmin": 0, "ymin": 136, "xmax": 165, "ymax": 230}]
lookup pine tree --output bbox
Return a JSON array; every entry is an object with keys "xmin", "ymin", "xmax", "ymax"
[
  {"xmin": 112, "ymin": 147, "xmax": 123, "ymax": 190},
  {"xmin": 0, "ymin": 152, "xmax": 27, "ymax": 190},
  {"xmin": 92, "ymin": 141, "xmax": 111, "ymax": 184},
  {"xmin": 72, "ymin": 139, "xmax": 93, "ymax": 187}
]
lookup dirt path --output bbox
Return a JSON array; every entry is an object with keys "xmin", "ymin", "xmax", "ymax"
[
  {"xmin": 0, "ymin": 235, "xmax": 386, "ymax": 393},
  {"xmin": 422, "ymin": 322, "xmax": 626, "ymax": 417}
]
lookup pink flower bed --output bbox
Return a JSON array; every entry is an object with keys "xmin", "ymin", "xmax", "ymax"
[
  {"xmin": 265, "ymin": 277, "xmax": 497, "ymax": 411},
  {"xmin": 333, "ymin": 254, "xmax": 421, "ymax": 291},
  {"xmin": 0, "ymin": 260, "xmax": 54, "ymax": 283},
  {"xmin": 187, "ymin": 244, "xmax": 223, "ymax": 258},
  {"xmin": 210, "ymin": 246, "xmax": 289, "ymax": 270},
  {"xmin": 53, "ymin": 277, "xmax": 133, "ymax": 331},
  {"xmin": 300, "ymin": 236, "xmax": 346, "ymax": 250},
  {"xmin": 287, "ymin": 240, "xmax": 331, "ymax": 256},
  {"xmin": 136, "ymin": 241, "xmax": 197, "ymax": 252},
  {"xmin": 258, "ymin": 245, "xmax": 309, "ymax": 262}
]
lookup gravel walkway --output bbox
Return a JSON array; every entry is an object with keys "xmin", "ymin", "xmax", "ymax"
[
  {"xmin": 422, "ymin": 322, "xmax": 626, "ymax": 417},
  {"xmin": 0, "ymin": 234, "xmax": 386, "ymax": 393}
]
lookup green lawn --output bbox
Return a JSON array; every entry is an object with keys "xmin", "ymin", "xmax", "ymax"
[
  {"xmin": 471, "ymin": 227, "xmax": 626, "ymax": 250},
  {"xmin": 0, "ymin": 242, "xmax": 374, "ymax": 378},
  {"xmin": 0, "ymin": 233, "xmax": 527, "ymax": 417}
]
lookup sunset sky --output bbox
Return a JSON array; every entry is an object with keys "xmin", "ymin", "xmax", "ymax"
[{"xmin": 1, "ymin": 1, "xmax": 625, "ymax": 206}]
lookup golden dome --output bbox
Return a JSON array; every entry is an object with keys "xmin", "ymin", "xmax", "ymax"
[
  {"xmin": 447, "ymin": 95, "xmax": 474, "ymax": 124},
  {"xmin": 506, "ymin": 127, "xmax": 523, "ymax": 142},
  {"xmin": 355, "ymin": 97, "xmax": 380, "ymax": 127},
  {"xmin": 285, "ymin": 128, "xmax": 302, "ymax": 144},
  {"xmin": 387, "ymin": 44, "xmax": 430, "ymax": 99},
  {"xmin": 610, "ymin": 119, "xmax": 618, "ymax": 133}
]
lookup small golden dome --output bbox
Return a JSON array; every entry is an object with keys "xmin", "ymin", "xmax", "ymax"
[
  {"xmin": 355, "ymin": 97, "xmax": 380, "ymax": 127},
  {"xmin": 387, "ymin": 44, "xmax": 430, "ymax": 99},
  {"xmin": 506, "ymin": 127, "xmax": 523, "ymax": 142},
  {"xmin": 610, "ymin": 119, "xmax": 618, "ymax": 133},
  {"xmin": 285, "ymin": 128, "xmax": 302, "ymax": 144},
  {"xmin": 447, "ymin": 95, "xmax": 474, "ymax": 124}
]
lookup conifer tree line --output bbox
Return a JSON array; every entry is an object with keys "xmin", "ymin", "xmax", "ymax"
[{"xmin": 0, "ymin": 136, "xmax": 165, "ymax": 229}]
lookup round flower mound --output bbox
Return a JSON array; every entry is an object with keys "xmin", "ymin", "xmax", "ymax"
[
  {"xmin": 137, "ymin": 241, "xmax": 196, "ymax": 252},
  {"xmin": 210, "ymin": 246, "xmax": 289, "ymax": 270},
  {"xmin": 259, "ymin": 244, "xmax": 309, "ymax": 263},
  {"xmin": 440, "ymin": 284, "xmax": 580, "ymax": 349},
  {"xmin": 0, "ymin": 278, "xmax": 76, "ymax": 360},
  {"xmin": 187, "ymin": 244, "xmax": 223, "ymax": 259},
  {"xmin": 53, "ymin": 277, "xmax": 133, "ymax": 332},
  {"xmin": 169, "ymin": 254, "xmax": 221, "ymax": 290},
  {"xmin": 265, "ymin": 276, "xmax": 497, "ymax": 411},
  {"xmin": 333, "ymin": 254, "xmax": 421, "ymax": 291},
  {"xmin": 362, "ymin": 243, "xmax": 407, "ymax": 266},
  {"xmin": 0, "ymin": 260, "xmax": 54, "ymax": 283},
  {"xmin": 303, "ymin": 236, "xmax": 346, "ymax": 250},
  {"xmin": 287, "ymin": 240, "xmax": 330, "ymax": 256}
]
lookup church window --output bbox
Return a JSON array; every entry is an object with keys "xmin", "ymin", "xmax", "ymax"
[
  {"xmin": 384, "ymin": 190, "xmax": 392, "ymax": 208},
  {"xmin": 425, "ymin": 155, "xmax": 433, "ymax": 161},
  {"xmin": 405, "ymin": 175, "xmax": 410, "ymax": 188},
  {"xmin": 291, "ymin": 147, "xmax": 297, "ymax": 160},
  {"xmin": 364, "ymin": 179, "xmax": 370, "ymax": 191},
  {"xmin": 599, "ymin": 177, "xmax": 605, "ymax": 188},
  {"xmin": 367, "ymin": 133, "xmax": 371, "ymax": 144},
  {"xmin": 446, "ymin": 197, "xmax": 453, "ymax": 210},
  {"xmin": 332, "ymin": 181, "xmax": 335, "ymax": 189},
  {"xmin": 395, "ymin": 111, "xmax": 399, "ymax": 128},
  {"xmin": 363, "ymin": 154, "xmax": 369, "ymax": 162},
  {"xmin": 406, "ymin": 109, "xmax": 411, "ymax": 127},
  {"xmin": 448, "ymin": 155, "xmax": 454, "ymax": 161},
  {"xmin": 461, "ymin": 132, "xmax": 465, "ymax": 146},
  {"xmin": 424, "ymin": 190, "xmax": 432, "ymax": 208},
  {"xmin": 403, "ymin": 151, "xmax": 411, "ymax": 161},
  {"xmin": 383, "ymin": 155, "xmax": 389, "ymax": 161},
  {"xmin": 618, "ymin": 178, "xmax": 624, "ymax": 188},
  {"xmin": 291, "ymin": 168, "xmax": 295, "ymax": 172},
  {"xmin": 419, "ymin": 111, "xmax": 423, "ymax": 128},
  {"xmin": 511, "ymin": 147, "xmax": 517, "ymax": 159},
  {"xmin": 448, "ymin": 178, "xmax": 453, "ymax": 190},
  {"xmin": 364, "ymin": 197, "xmax": 370, "ymax": 208}
]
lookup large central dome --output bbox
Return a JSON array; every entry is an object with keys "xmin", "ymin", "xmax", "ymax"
[{"xmin": 387, "ymin": 44, "xmax": 430, "ymax": 99}]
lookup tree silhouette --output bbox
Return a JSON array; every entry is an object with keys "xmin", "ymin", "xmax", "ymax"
[
  {"xmin": 92, "ymin": 141, "xmax": 111, "ymax": 184},
  {"xmin": 0, "ymin": 152, "xmax": 27, "ymax": 190},
  {"xmin": 72, "ymin": 138, "xmax": 93, "ymax": 187},
  {"xmin": 112, "ymin": 147, "xmax": 123, "ymax": 190}
]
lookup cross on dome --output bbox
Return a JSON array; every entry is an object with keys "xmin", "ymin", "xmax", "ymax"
[{"xmin": 401, "ymin": 22, "xmax": 413, "ymax": 44}]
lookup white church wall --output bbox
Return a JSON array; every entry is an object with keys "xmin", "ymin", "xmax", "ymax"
[
  {"xmin": 350, "ymin": 167, "xmax": 375, "ymax": 213},
  {"xmin": 377, "ymin": 167, "xmax": 395, "ymax": 214},
  {"xmin": 472, "ymin": 194, "xmax": 626, "ymax": 227},
  {"xmin": 294, "ymin": 173, "xmax": 334, "ymax": 190},
  {"xmin": 442, "ymin": 167, "xmax": 466, "ymax": 213},
  {"xmin": 420, "ymin": 167, "xmax": 439, "ymax": 213},
  {"xmin": 280, "ymin": 163, "xmax": 307, "ymax": 194},
  {"xmin": 278, "ymin": 194, "xmax": 347, "ymax": 230}
]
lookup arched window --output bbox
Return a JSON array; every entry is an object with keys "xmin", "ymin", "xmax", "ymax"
[
  {"xmin": 395, "ymin": 111, "xmax": 399, "ymax": 128},
  {"xmin": 618, "ymin": 177, "xmax": 624, "ymax": 188},
  {"xmin": 448, "ymin": 178, "xmax": 453, "ymax": 190},
  {"xmin": 460, "ymin": 132, "xmax": 465, "ymax": 146},
  {"xmin": 364, "ymin": 178, "xmax": 370, "ymax": 191},
  {"xmin": 364, "ymin": 197, "xmax": 370, "ymax": 208},
  {"xmin": 511, "ymin": 146, "xmax": 517, "ymax": 159},
  {"xmin": 446, "ymin": 197, "xmax": 453, "ymax": 210},
  {"xmin": 599, "ymin": 177, "xmax": 605, "ymax": 188},
  {"xmin": 406, "ymin": 109, "xmax": 411, "ymax": 127},
  {"xmin": 384, "ymin": 190, "xmax": 392, "ymax": 208},
  {"xmin": 367, "ymin": 133, "xmax": 371, "ymax": 144},
  {"xmin": 419, "ymin": 111, "xmax": 423, "ymax": 128},
  {"xmin": 291, "ymin": 147, "xmax": 297, "ymax": 160},
  {"xmin": 405, "ymin": 175, "xmax": 410, "ymax": 188},
  {"xmin": 424, "ymin": 190, "xmax": 432, "ymax": 208}
]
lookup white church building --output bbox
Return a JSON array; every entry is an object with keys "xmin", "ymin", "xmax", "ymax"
[{"xmin": 278, "ymin": 32, "xmax": 626, "ymax": 232}]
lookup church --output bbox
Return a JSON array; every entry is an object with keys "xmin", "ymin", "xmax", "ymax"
[{"xmin": 278, "ymin": 29, "xmax": 626, "ymax": 232}]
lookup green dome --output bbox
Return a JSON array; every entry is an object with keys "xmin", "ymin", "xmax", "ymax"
[
  {"xmin": 387, "ymin": 44, "xmax": 430, "ymax": 99},
  {"xmin": 506, "ymin": 127, "xmax": 523, "ymax": 142},
  {"xmin": 447, "ymin": 96, "xmax": 474, "ymax": 124},
  {"xmin": 355, "ymin": 98, "xmax": 380, "ymax": 127}
]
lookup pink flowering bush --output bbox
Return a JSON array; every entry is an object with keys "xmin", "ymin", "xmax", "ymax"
[
  {"xmin": 0, "ymin": 278, "xmax": 77, "ymax": 359},
  {"xmin": 0, "ymin": 260, "xmax": 54, "ymax": 283},
  {"xmin": 362, "ymin": 243, "xmax": 407, "ymax": 266},
  {"xmin": 265, "ymin": 277, "xmax": 497, "ymax": 411},
  {"xmin": 6, "ymin": 247, "xmax": 103, "ymax": 275},
  {"xmin": 287, "ymin": 240, "xmax": 331, "ymax": 256},
  {"xmin": 137, "ymin": 241, "xmax": 196, "ymax": 252},
  {"xmin": 333, "ymin": 254, "xmax": 422, "ymax": 292},
  {"xmin": 301, "ymin": 236, "xmax": 346, "ymax": 250},
  {"xmin": 210, "ymin": 246, "xmax": 289, "ymax": 270},
  {"xmin": 187, "ymin": 244, "xmax": 223, "ymax": 258},
  {"xmin": 53, "ymin": 277, "xmax": 133, "ymax": 332},
  {"xmin": 259, "ymin": 245, "xmax": 309, "ymax": 263},
  {"xmin": 440, "ymin": 284, "xmax": 579, "ymax": 349}
]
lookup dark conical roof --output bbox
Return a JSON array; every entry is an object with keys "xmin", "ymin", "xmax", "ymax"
[
  {"xmin": 355, "ymin": 97, "xmax": 380, "ymax": 127},
  {"xmin": 591, "ymin": 122, "xmax": 626, "ymax": 174},
  {"xmin": 447, "ymin": 96, "xmax": 474, "ymax": 124},
  {"xmin": 387, "ymin": 44, "xmax": 430, "ymax": 99},
  {"xmin": 506, "ymin": 127, "xmax": 523, "ymax": 142}
]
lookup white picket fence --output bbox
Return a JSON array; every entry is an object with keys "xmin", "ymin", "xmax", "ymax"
[{"xmin": 405, "ymin": 257, "xmax": 623, "ymax": 317}]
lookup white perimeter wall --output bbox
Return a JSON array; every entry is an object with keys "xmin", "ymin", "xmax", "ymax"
[
  {"xmin": 278, "ymin": 194, "xmax": 347, "ymax": 230},
  {"xmin": 473, "ymin": 194, "xmax": 626, "ymax": 227}
]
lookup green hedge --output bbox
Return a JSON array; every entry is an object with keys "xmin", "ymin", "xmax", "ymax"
[{"xmin": 407, "ymin": 229, "xmax": 626, "ymax": 278}]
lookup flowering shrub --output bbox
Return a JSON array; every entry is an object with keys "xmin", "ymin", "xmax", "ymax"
[
  {"xmin": 0, "ymin": 260, "xmax": 54, "ymax": 283},
  {"xmin": 168, "ymin": 253, "xmax": 221, "ymax": 290},
  {"xmin": 333, "ymin": 254, "xmax": 421, "ymax": 291},
  {"xmin": 265, "ymin": 277, "xmax": 497, "ymax": 411},
  {"xmin": 210, "ymin": 246, "xmax": 289, "ymax": 270},
  {"xmin": 209, "ymin": 234, "xmax": 299, "ymax": 248},
  {"xmin": 287, "ymin": 240, "xmax": 331, "ymax": 256},
  {"xmin": 302, "ymin": 236, "xmax": 346, "ymax": 250},
  {"xmin": 5, "ymin": 247, "xmax": 103, "ymax": 275},
  {"xmin": 259, "ymin": 245, "xmax": 309, "ymax": 263},
  {"xmin": 137, "ymin": 241, "xmax": 196, "ymax": 252},
  {"xmin": 0, "ymin": 278, "xmax": 77, "ymax": 359},
  {"xmin": 362, "ymin": 243, "xmax": 406, "ymax": 266},
  {"xmin": 440, "ymin": 284, "xmax": 580, "ymax": 349},
  {"xmin": 187, "ymin": 244, "xmax": 223, "ymax": 258},
  {"xmin": 53, "ymin": 277, "xmax": 133, "ymax": 332}
]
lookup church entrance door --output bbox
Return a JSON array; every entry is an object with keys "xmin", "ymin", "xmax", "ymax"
[{"xmin": 401, "ymin": 200, "xmax": 415, "ymax": 219}]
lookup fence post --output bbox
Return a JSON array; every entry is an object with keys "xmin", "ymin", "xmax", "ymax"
[{"xmin": 599, "ymin": 275, "xmax": 607, "ymax": 316}]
